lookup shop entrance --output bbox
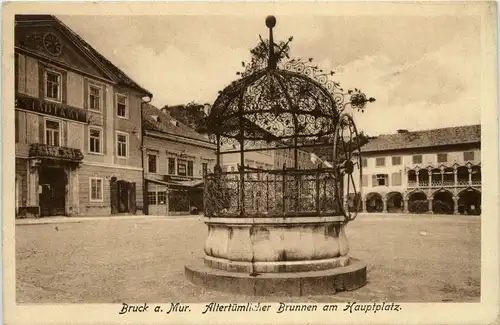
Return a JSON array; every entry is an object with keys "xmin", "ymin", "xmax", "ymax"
[
  {"xmin": 39, "ymin": 167, "xmax": 66, "ymax": 216},
  {"xmin": 110, "ymin": 178, "xmax": 136, "ymax": 214}
]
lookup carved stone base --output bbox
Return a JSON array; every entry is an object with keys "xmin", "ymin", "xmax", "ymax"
[
  {"xmin": 204, "ymin": 255, "xmax": 351, "ymax": 273},
  {"xmin": 185, "ymin": 258, "xmax": 367, "ymax": 296},
  {"xmin": 203, "ymin": 216, "xmax": 350, "ymax": 264}
]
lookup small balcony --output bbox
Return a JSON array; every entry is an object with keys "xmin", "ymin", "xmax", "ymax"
[
  {"xmin": 29, "ymin": 143, "xmax": 84, "ymax": 167},
  {"xmin": 407, "ymin": 164, "xmax": 481, "ymax": 190}
]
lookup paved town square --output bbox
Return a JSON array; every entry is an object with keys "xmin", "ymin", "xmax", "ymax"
[
  {"xmin": 16, "ymin": 214, "xmax": 480, "ymax": 303},
  {"xmin": 10, "ymin": 9, "xmax": 491, "ymax": 323}
]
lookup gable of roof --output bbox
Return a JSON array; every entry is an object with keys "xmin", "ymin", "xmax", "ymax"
[
  {"xmin": 361, "ymin": 124, "xmax": 481, "ymax": 153},
  {"xmin": 143, "ymin": 104, "xmax": 211, "ymax": 143},
  {"xmin": 15, "ymin": 15, "xmax": 152, "ymax": 97}
]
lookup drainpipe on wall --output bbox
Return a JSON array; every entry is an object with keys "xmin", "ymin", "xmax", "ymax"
[{"xmin": 141, "ymin": 94, "xmax": 153, "ymax": 215}]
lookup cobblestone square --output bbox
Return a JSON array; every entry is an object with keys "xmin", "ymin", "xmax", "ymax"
[{"xmin": 16, "ymin": 214, "xmax": 480, "ymax": 303}]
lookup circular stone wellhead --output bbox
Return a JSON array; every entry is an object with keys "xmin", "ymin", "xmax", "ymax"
[{"xmin": 185, "ymin": 15, "xmax": 373, "ymax": 296}]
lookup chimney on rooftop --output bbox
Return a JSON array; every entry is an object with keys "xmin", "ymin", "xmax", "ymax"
[
  {"xmin": 203, "ymin": 103, "xmax": 211, "ymax": 117},
  {"xmin": 397, "ymin": 129, "xmax": 409, "ymax": 134},
  {"xmin": 161, "ymin": 105, "xmax": 169, "ymax": 114}
]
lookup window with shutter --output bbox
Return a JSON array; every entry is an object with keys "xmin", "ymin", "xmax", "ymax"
[
  {"xmin": 412, "ymin": 155, "xmax": 422, "ymax": 164},
  {"xmin": 168, "ymin": 158, "xmax": 176, "ymax": 175},
  {"xmin": 371, "ymin": 175, "xmax": 377, "ymax": 187},
  {"xmin": 362, "ymin": 175, "xmax": 368, "ymax": 187},
  {"xmin": 437, "ymin": 153, "xmax": 447, "ymax": 163},
  {"xmin": 375, "ymin": 174, "xmax": 389, "ymax": 186},
  {"xmin": 392, "ymin": 156, "xmax": 402, "ymax": 165},
  {"xmin": 463, "ymin": 151, "xmax": 475, "ymax": 161},
  {"xmin": 392, "ymin": 172, "xmax": 402, "ymax": 186}
]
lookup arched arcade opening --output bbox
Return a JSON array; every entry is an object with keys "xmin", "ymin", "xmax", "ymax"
[
  {"xmin": 386, "ymin": 192, "xmax": 403, "ymax": 213},
  {"xmin": 458, "ymin": 189, "xmax": 481, "ymax": 215},
  {"xmin": 432, "ymin": 190, "xmax": 454, "ymax": 214},
  {"xmin": 407, "ymin": 191, "xmax": 427, "ymax": 214},
  {"xmin": 365, "ymin": 192, "xmax": 383, "ymax": 213}
]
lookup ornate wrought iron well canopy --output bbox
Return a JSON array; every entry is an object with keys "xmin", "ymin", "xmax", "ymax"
[{"xmin": 203, "ymin": 16, "xmax": 375, "ymax": 222}]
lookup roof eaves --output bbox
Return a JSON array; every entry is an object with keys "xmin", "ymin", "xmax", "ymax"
[{"xmin": 51, "ymin": 15, "xmax": 153, "ymax": 97}]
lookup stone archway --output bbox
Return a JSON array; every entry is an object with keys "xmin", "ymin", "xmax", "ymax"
[
  {"xmin": 365, "ymin": 192, "xmax": 383, "ymax": 213},
  {"xmin": 458, "ymin": 188, "xmax": 481, "ymax": 215},
  {"xmin": 386, "ymin": 192, "xmax": 403, "ymax": 213},
  {"xmin": 432, "ymin": 190, "xmax": 454, "ymax": 214},
  {"xmin": 407, "ymin": 191, "xmax": 427, "ymax": 214}
]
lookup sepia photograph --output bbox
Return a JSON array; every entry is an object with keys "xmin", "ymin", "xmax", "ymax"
[{"xmin": 3, "ymin": 1, "xmax": 498, "ymax": 325}]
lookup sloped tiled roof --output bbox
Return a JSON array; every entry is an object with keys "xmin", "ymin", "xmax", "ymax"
[
  {"xmin": 143, "ymin": 104, "xmax": 212, "ymax": 143},
  {"xmin": 361, "ymin": 124, "xmax": 481, "ymax": 153},
  {"xmin": 15, "ymin": 15, "xmax": 152, "ymax": 97}
]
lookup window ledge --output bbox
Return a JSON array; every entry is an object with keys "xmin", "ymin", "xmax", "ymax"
[
  {"xmin": 44, "ymin": 97, "xmax": 62, "ymax": 104},
  {"xmin": 88, "ymin": 151, "xmax": 105, "ymax": 156},
  {"xmin": 117, "ymin": 115, "xmax": 129, "ymax": 120},
  {"xmin": 88, "ymin": 109, "xmax": 103, "ymax": 115},
  {"xmin": 116, "ymin": 156, "xmax": 129, "ymax": 160}
]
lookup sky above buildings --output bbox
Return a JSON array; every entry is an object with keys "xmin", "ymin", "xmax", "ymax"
[{"xmin": 59, "ymin": 13, "xmax": 482, "ymax": 136}]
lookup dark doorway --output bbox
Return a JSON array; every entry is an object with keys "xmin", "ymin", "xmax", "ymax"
[
  {"xmin": 39, "ymin": 167, "xmax": 66, "ymax": 216},
  {"xmin": 110, "ymin": 179, "xmax": 137, "ymax": 214},
  {"xmin": 433, "ymin": 190, "xmax": 454, "ymax": 214},
  {"xmin": 365, "ymin": 192, "xmax": 383, "ymax": 213},
  {"xmin": 118, "ymin": 181, "xmax": 129, "ymax": 213},
  {"xmin": 188, "ymin": 188, "xmax": 204, "ymax": 214},
  {"xmin": 458, "ymin": 189, "xmax": 481, "ymax": 215},
  {"xmin": 386, "ymin": 192, "xmax": 403, "ymax": 213}
]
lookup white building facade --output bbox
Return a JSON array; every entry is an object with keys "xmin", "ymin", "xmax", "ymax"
[{"xmin": 349, "ymin": 125, "xmax": 481, "ymax": 215}]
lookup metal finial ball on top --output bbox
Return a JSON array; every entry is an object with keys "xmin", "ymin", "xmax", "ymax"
[{"xmin": 265, "ymin": 15, "xmax": 276, "ymax": 28}]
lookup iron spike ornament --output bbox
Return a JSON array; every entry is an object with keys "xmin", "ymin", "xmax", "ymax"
[{"xmin": 204, "ymin": 15, "xmax": 375, "ymax": 222}]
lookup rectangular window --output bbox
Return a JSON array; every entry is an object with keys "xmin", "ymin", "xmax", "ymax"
[
  {"xmin": 147, "ymin": 191, "xmax": 157, "ymax": 205},
  {"xmin": 90, "ymin": 178, "xmax": 103, "ymax": 202},
  {"xmin": 187, "ymin": 161, "xmax": 194, "ymax": 176},
  {"xmin": 202, "ymin": 162, "xmax": 208, "ymax": 176},
  {"xmin": 375, "ymin": 157, "xmax": 385, "ymax": 167},
  {"xmin": 157, "ymin": 191, "xmax": 167, "ymax": 205},
  {"xmin": 437, "ymin": 153, "xmax": 447, "ymax": 163},
  {"xmin": 177, "ymin": 159, "xmax": 187, "ymax": 176},
  {"xmin": 89, "ymin": 85, "xmax": 101, "ymax": 111},
  {"xmin": 392, "ymin": 172, "xmax": 402, "ymax": 186},
  {"xmin": 89, "ymin": 127, "xmax": 102, "ymax": 153},
  {"xmin": 412, "ymin": 155, "xmax": 422, "ymax": 164},
  {"xmin": 148, "ymin": 154, "xmax": 157, "ymax": 173},
  {"xmin": 168, "ymin": 158, "xmax": 176, "ymax": 175},
  {"xmin": 392, "ymin": 156, "xmax": 402, "ymax": 166},
  {"xmin": 45, "ymin": 119, "xmax": 60, "ymax": 146},
  {"xmin": 116, "ymin": 94, "xmax": 128, "ymax": 118},
  {"xmin": 374, "ymin": 174, "xmax": 388, "ymax": 186},
  {"xmin": 463, "ymin": 151, "xmax": 475, "ymax": 161},
  {"xmin": 361, "ymin": 158, "xmax": 368, "ymax": 168},
  {"xmin": 362, "ymin": 175, "xmax": 368, "ymax": 187},
  {"xmin": 116, "ymin": 132, "xmax": 128, "ymax": 158},
  {"xmin": 45, "ymin": 71, "xmax": 61, "ymax": 101}
]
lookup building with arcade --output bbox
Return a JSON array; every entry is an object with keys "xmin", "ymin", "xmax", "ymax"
[{"xmin": 356, "ymin": 125, "xmax": 481, "ymax": 215}]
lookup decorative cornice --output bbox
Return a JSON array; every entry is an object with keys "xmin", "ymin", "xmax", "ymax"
[{"xmin": 15, "ymin": 47, "xmax": 114, "ymax": 85}]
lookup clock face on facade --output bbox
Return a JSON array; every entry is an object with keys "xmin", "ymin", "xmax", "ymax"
[{"xmin": 42, "ymin": 32, "xmax": 62, "ymax": 56}]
